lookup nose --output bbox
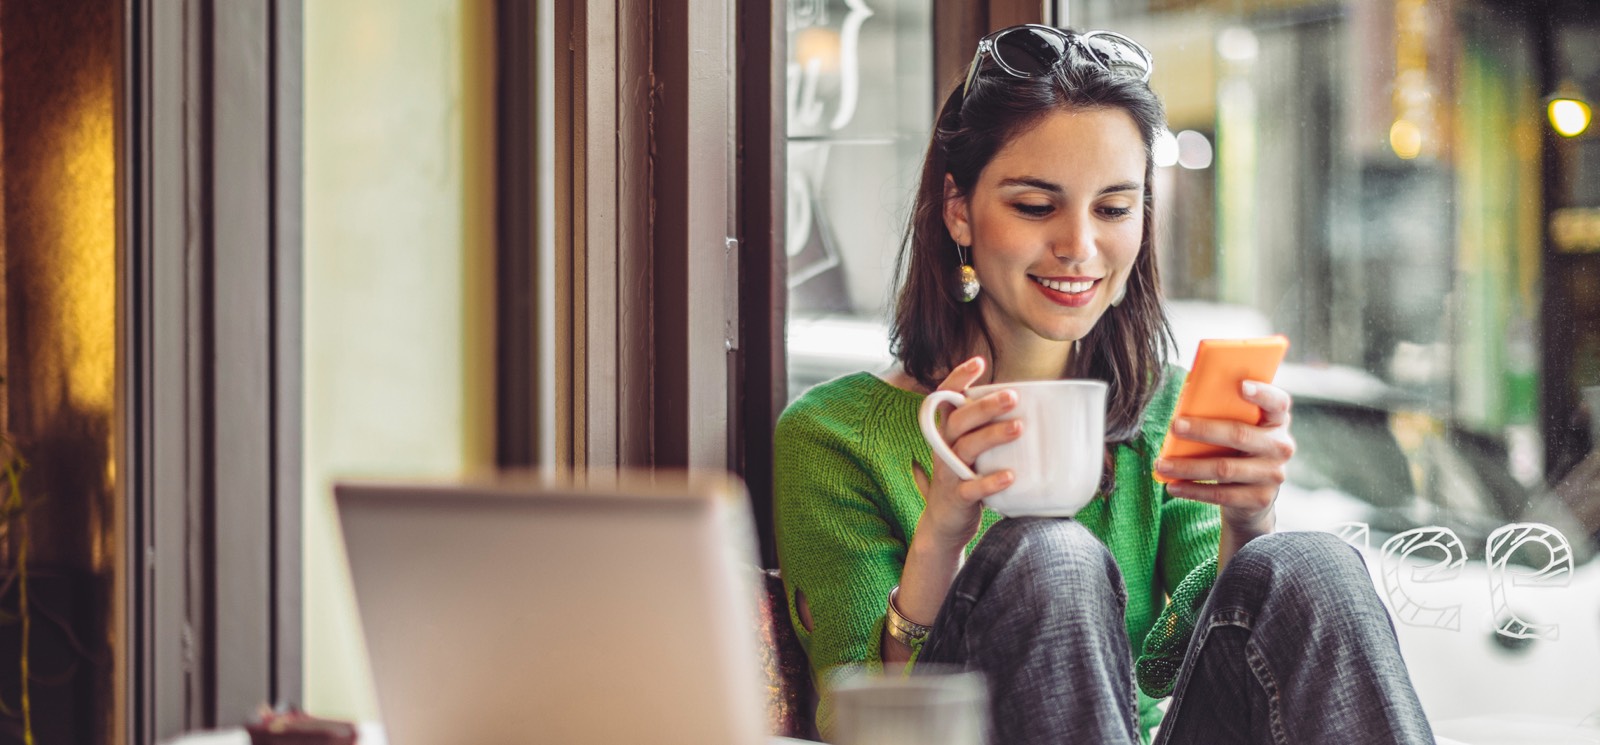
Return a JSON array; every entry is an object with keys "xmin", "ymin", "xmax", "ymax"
[{"xmin": 1050, "ymin": 209, "xmax": 1099, "ymax": 263}]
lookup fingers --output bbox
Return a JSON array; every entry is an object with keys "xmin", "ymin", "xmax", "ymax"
[
  {"xmin": 1157, "ymin": 454, "xmax": 1284, "ymax": 519},
  {"xmin": 915, "ymin": 455, "xmax": 1013, "ymax": 507},
  {"xmin": 1155, "ymin": 452, "xmax": 1287, "ymax": 487},
  {"xmin": 954, "ymin": 469, "xmax": 1016, "ymax": 504},
  {"xmin": 1164, "ymin": 396, "xmax": 1295, "ymax": 464},
  {"xmin": 952, "ymin": 419, "xmax": 1023, "ymax": 464},
  {"xmin": 944, "ymin": 390, "xmax": 1018, "ymax": 444},
  {"xmin": 928, "ymin": 356, "xmax": 1021, "ymax": 449},
  {"xmin": 936, "ymin": 356, "xmax": 988, "ymax": 393},
  {"xmin": 922, "ymin": 356, "xmax": 1022, "ymax": 508},
  {"xmin": 1156, "ymin": 380, "xmax": 1294, "ymax": 504},
  {"xmin": 1157, "ymin": 380, "xmax": 1294, "ymax": 515},
  {"xmin": 927, "ymin": 419, "xmax": 1022, "ymax": 501},
  {"xmin": 1162, "ymin": 480, "xmax": 1276, "ymax": 514},
  {"xmin": 1241, "ymin": 380, "xmax": 1293, "ymax": 428}
]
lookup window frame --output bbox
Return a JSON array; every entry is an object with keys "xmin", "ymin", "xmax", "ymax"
[{"xmin": 121, "ymin": 0, "xmax": 302, "ymax": 739}]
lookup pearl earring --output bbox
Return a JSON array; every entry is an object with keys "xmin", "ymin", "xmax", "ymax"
[{"xmin": 957, "ymin": 244, "xmax": 980, "ymax": 303}]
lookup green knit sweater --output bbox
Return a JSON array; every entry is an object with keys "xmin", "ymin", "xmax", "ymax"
[{"xmin": 773, "ymin": 368, "xmax": 1221, "ymax": 740}]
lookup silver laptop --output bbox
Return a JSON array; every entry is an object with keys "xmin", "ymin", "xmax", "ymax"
[{"xmin": 336, "ymin": 472, "xmax": 767, "ymax": 745}]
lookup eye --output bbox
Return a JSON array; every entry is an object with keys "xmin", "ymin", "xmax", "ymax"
[
  {"xmin": 1098, "ymin": 205, "xmax": 1134, "ymax": 219},
  {"xmin": 1013, "ymin": 202, "xmax": 1053, "ymax": 217}
]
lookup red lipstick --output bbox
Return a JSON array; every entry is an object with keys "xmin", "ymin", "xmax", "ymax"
[{"xmin": 1030, "ymin": 276, "xmax": 1099, "ymax": 308}]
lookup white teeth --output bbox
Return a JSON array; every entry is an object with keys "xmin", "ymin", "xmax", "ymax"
[{"xmin": 1032, "ymin": 276, "xmax": 1094, "ymax": 294}]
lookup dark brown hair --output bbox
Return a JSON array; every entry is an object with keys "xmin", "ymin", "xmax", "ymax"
[{"xmin": 889, "ymin": 36, "xmax": 1173, "ymax": 444}]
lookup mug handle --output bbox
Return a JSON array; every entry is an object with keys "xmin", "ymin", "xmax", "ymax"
[{"xmin": 919, "ymin": 390, "xmax": 979, "ymax": 481}]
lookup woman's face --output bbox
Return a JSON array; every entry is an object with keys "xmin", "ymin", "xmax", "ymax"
[{"xmin": 944, "ymin": 106, "xmax": 1147, "ymax": 351}]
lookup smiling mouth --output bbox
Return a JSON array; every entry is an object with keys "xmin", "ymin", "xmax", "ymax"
[{"xmin": 1030, "ymin": 276, "xmax": 1097, "ymax": 294}]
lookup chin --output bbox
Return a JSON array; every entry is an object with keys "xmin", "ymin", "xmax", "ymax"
[
  {"xmin": 1031, "ymin": 322, "xmax": 1095, "ymax": 344},
  {"xmin": 1033, "ymin": 313, "xmax": 1105, "ymax": 342}
]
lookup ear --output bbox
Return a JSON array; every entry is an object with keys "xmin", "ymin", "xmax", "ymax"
[{"xmin": 942, "ymin": 174, "xmax": 972, "ymax": 247}]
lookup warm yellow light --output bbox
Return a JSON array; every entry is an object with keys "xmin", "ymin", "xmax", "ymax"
[
  {"xmin": 1390, "ymin": 119, "xmax": 1423, "ymax": 160},
  {"xmin": 1549, "ymin": 98, "xmax": 1592, "ymax": 138},
  {"xmin": 59, "ymin": 82, "xmax": 119, "ymax": 415},
  {"xmin": 794, "ymin": 27, "xmax": 841, "ymax": 74}
]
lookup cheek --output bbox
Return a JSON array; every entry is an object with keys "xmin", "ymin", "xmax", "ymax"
[
  {"xmin": 1112, "ymin": 220, "xmax": 1144, "ymax": 269},
  {"xmin": 1120, "ymin": 212, "xmax": 1145, "ymax": 258},
  {"xmin": 974, "ymin": 221, "xmax": 1034, "ymax": 263}
]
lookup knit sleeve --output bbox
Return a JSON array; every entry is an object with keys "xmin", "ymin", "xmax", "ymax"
[
  {"xmin": 1135, "ymin": 490, "xmax": 1221, "ymax": 697},
  {"xmin": 1134, "ymin": 366, "xmax": 1224, "ymax": 698},
  {"xmin": 773, "ymin": 393, "xmax": 908, "ymax": 732}
]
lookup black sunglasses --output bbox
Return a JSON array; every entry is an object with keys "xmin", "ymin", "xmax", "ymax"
[{"xmin": 962, "ymin": 25, "xmax": 1154, "ymax": 98}]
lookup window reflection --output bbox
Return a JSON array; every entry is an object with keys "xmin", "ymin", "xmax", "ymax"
[
  {"xmin": 786, "ymin": 0, "xmax": 931, "ymax": 319},
  {"xmin": 783, "ymin": 0, "xmax": 1600, "ymax": 734}
]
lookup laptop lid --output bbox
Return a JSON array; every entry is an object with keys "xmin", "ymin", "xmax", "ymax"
[{"xmin": 335, "ymin": 472, "xmax": 766, "ymax": 745}]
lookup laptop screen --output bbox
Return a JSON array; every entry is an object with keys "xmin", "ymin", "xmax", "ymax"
[{"xmin": 336, "ymin": 472, "xmax": 766, "ymax": 745}]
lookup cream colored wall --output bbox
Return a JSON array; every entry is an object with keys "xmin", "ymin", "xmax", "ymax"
[{"xmin": 303, "ymin": 0, "xmax": 494, "ymax": 720}]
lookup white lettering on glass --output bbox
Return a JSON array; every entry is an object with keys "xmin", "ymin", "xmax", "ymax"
[
  {"xmin": 1486, "ymin": 523, "xmax": 1573, "ymax": 640},
  {"xmin": 1332, "ymin": 522, "xmax": 1370, "ymax": 551},
  {"xmin": 830, "ymin": 0, "xmax": 875, "ymax": 131},
  {"xmin": 1380, "ymin": 527, "xmax": 1467, "ymax": 631}
]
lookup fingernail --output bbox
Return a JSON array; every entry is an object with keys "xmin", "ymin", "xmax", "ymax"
[
  {"xmin": 1172, "ymin": 418, "xmax": 1190, "ymax": 434},
  {"xmin": 965, "ymin": 357, "xmax": 981, "ymax": 370},
  {"xmin": 998, "ymin": 471, "xmax": 1015, "ymax": 486},
  {"xmin": 1242, "ymin": 381, "xmax": 1258, "ymax": 396},
  {"xmin": 1001, "ymin": 390, "xmax": 1018, "ymax": 406},
  {"xmin": 1009, "ymin": 420, "xmax": 1023, "ymax": 434},
  {"xmin": 1155, "ymin": 458, "xmax": 1172, "ymax": 473}
]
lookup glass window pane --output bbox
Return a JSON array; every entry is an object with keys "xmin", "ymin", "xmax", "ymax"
[
  {"xmin": 784, "ymin": 0, "xmax": 1600, "ymax": 736},
  {"xmin": 1093, "ymin": 2, "xmax": 1599, "ymax": 732},
  {"xmin": 786, "ymin": 0, "xmax": 931, "ymax": 397}
]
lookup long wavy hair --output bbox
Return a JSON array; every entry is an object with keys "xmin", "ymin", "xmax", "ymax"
[{"xmin": 889, "ymin": 33, "xmax": 1173, "ymax": 445}]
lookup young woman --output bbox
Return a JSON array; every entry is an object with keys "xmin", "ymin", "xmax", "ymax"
[{"xmin": 774, "ymin": 25, "xmax": 1433, "ymax": 744}]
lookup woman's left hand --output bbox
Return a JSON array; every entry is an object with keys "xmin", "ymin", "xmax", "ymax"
[{"xmin": 1153, "ymin": 380, "xmax": 1295, "ymax": 530}]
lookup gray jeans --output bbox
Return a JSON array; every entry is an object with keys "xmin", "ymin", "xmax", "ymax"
[{"xmin": 917, "ymin": 518, "xmax": 1435, "ymax": 744}]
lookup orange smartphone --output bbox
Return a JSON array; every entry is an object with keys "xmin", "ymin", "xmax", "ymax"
[{"xmin": 1155, "ymin": 335, "xmax": 1290, "ymax": 484}]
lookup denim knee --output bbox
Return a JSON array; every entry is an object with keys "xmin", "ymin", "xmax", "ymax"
[
  {"xmin": 969, "ymin": 517, "xmax": 1125, "ymax": 610},
  {"xmin": 1222, "ymin": 530, "xmax": 1375, "ymax": 606},
  {"xmin": 977, "ymin": 517, "xmax": 1114, "ymax": 568},
  {"xmin": 1233, "ymin": 530, "xmax": 1364, "ymax": 571}
]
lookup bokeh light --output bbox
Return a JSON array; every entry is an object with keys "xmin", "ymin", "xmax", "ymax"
[
  {"xmin": 1549, "ymin": 97, "xmax": 1592, "ymax": 138},
  {"xmin": 1152, "ymin": 129, "xmax": 1180, "ymax": 168},
  {"xmin": 1390, "ymin": 119, "xmax": 1423, "ymax": 159},
  {"xmin": 1176, "ymin": 130, "xmax": 1214, "ymax": 169}
]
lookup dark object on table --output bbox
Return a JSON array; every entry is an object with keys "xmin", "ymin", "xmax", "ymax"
[{"xmin": 245, "ymin": 704, "xmax": 358, "ymax": 745}]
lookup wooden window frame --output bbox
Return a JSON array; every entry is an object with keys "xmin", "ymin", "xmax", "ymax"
[
  {"xmin": 495, "ymin": 0, "xmax": 742, "ymax": 474},
  {"xmin": 122, "ymin": 0, "xmax": 301, "ymax": 740}
]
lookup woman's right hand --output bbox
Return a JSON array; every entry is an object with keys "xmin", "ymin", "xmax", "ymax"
[{"xmin": 914, "ymin": 356, "xmax": 1025, "ymax": 551}]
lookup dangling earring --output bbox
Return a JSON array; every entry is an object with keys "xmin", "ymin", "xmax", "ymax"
[{"xmin": 956, "ymin": 244, "xmax": 980, "ymax": 303}]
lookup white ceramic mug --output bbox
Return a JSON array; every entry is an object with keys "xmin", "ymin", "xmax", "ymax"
[{"xmin": 918, "ymin": 380, "xmax": 1108, "ymax": 518}]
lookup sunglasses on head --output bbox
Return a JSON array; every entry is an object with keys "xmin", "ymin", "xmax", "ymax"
[{"xmin": 962, "ymin": 24, "xmax": 1154, "ymax": 98}]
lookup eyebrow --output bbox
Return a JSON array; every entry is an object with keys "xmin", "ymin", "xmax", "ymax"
[{"xmin": 996, "ymin": 177, "xmax": 1143, "ymax": 196}]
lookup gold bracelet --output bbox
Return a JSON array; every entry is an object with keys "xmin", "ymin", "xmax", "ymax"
[{"xmin": 886, "ymin": 585, "xmax": 932, "ymax": 647}]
